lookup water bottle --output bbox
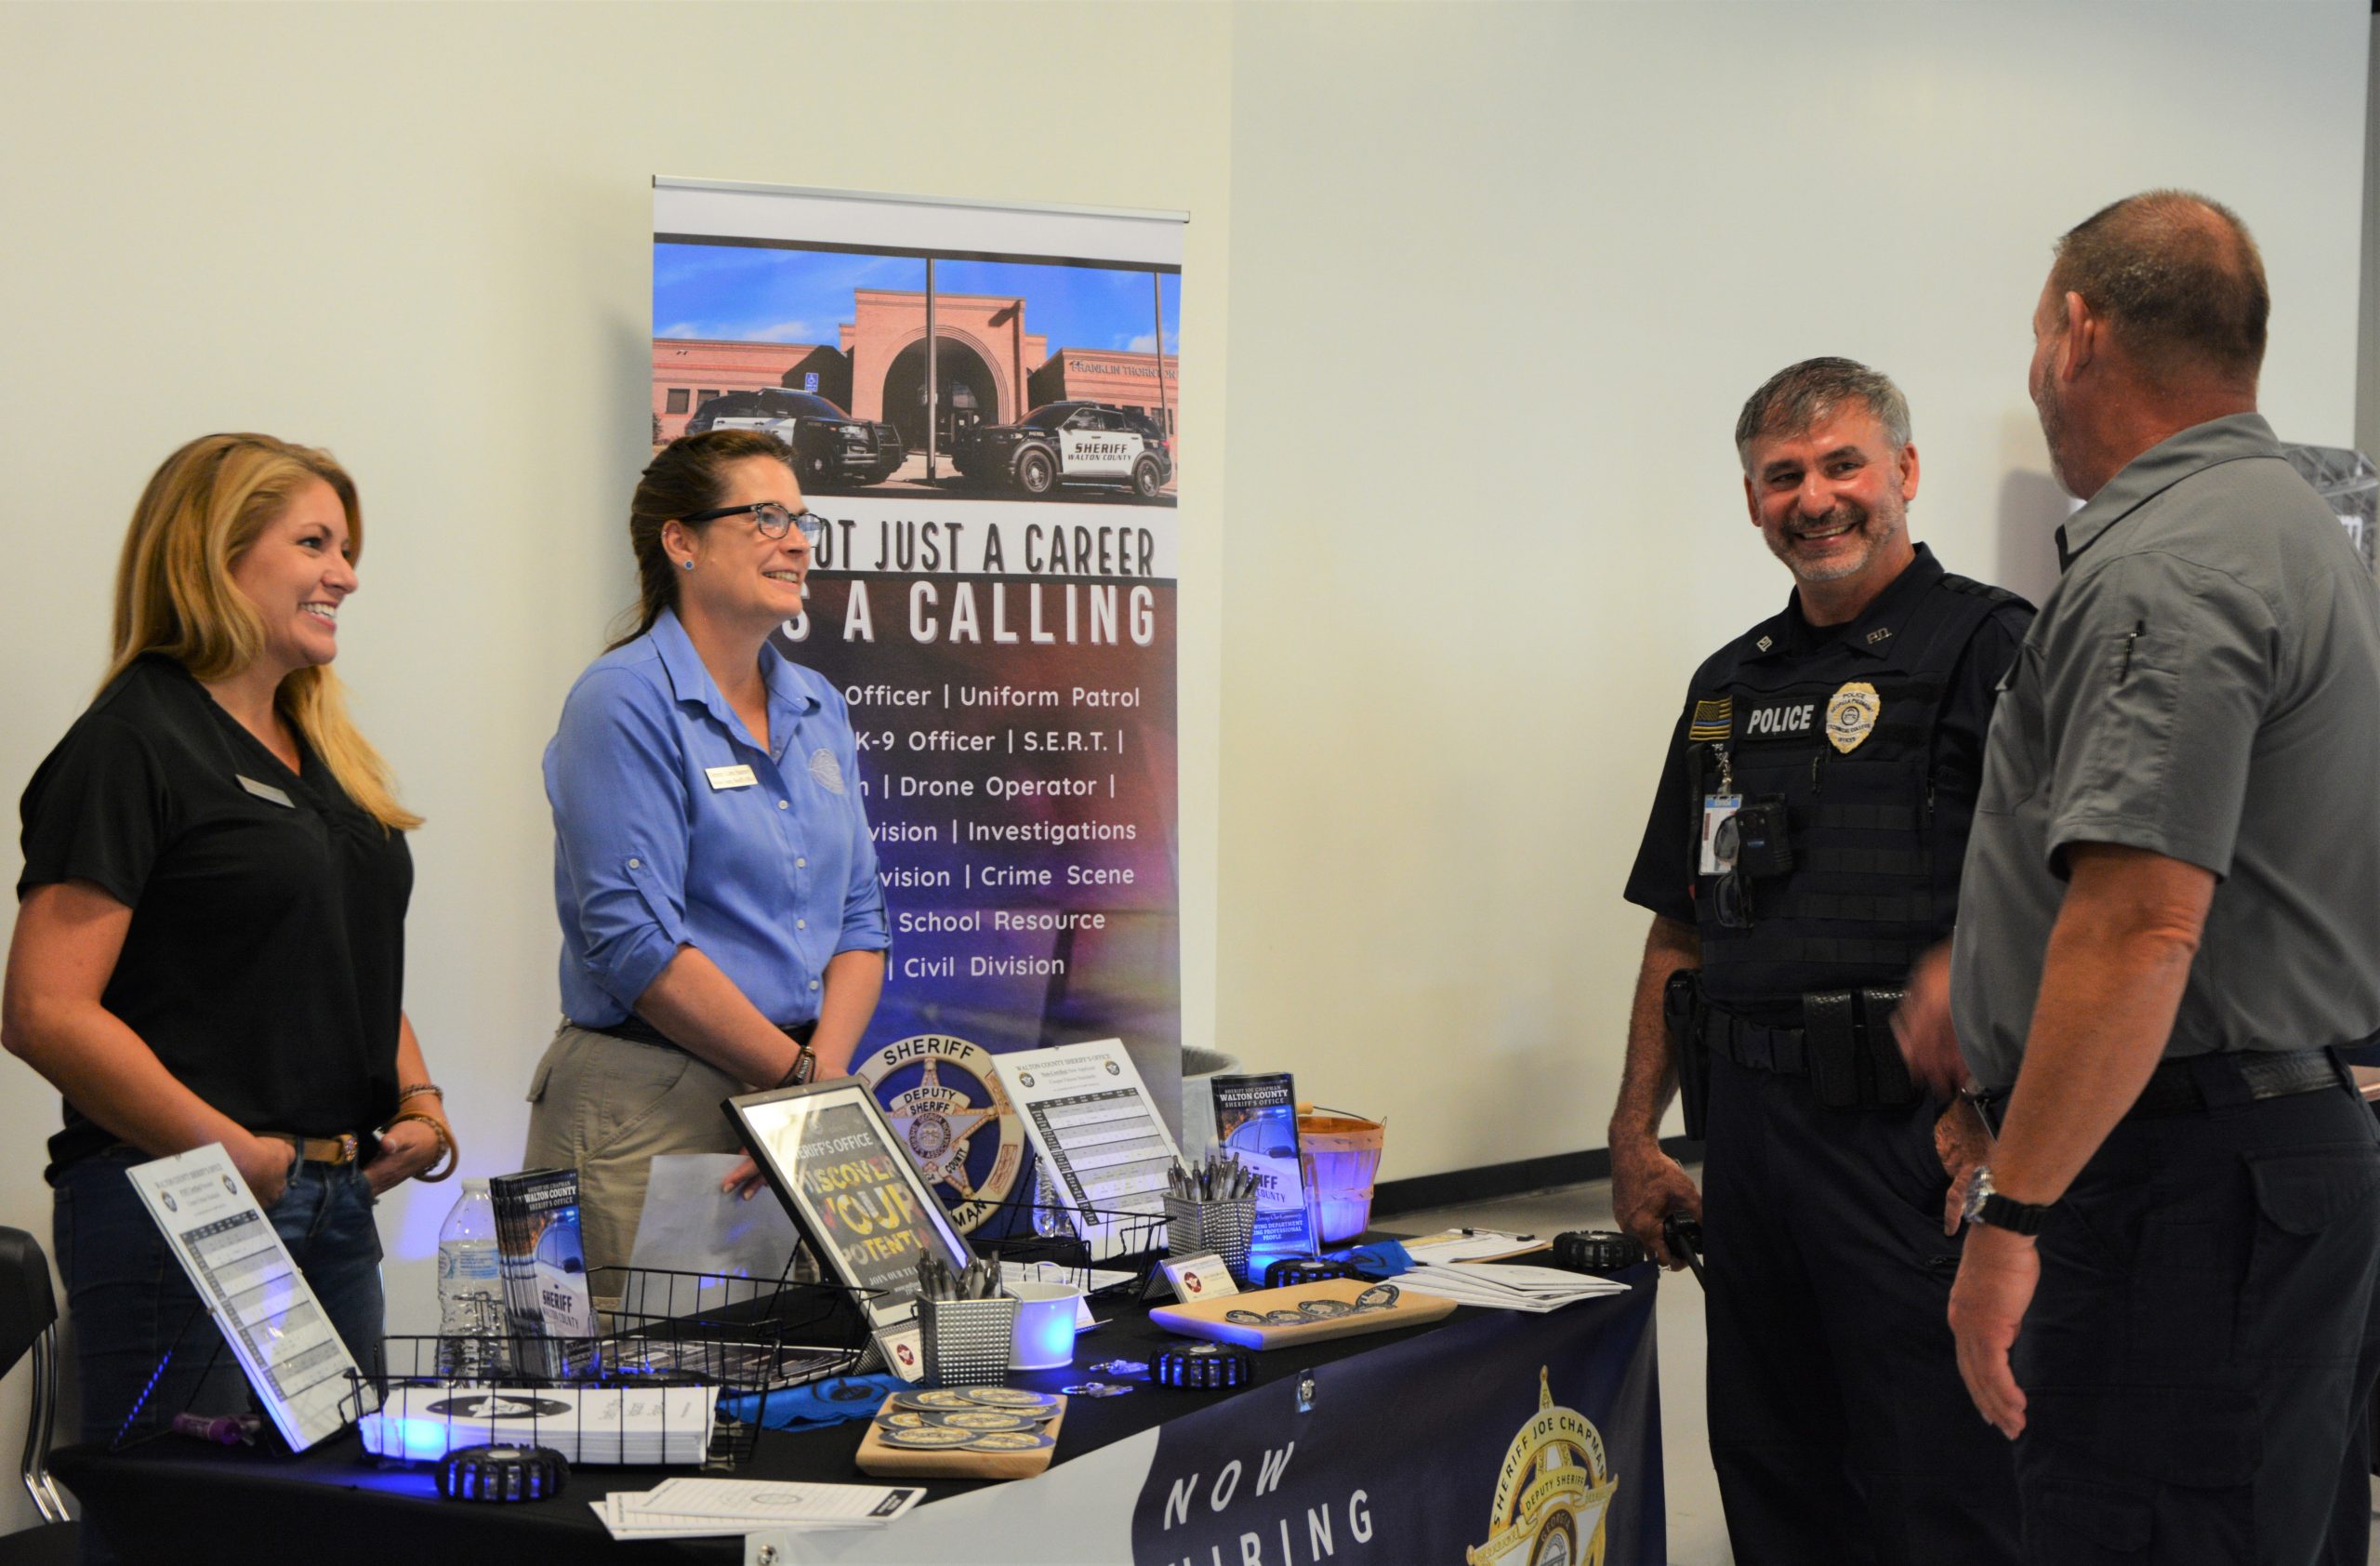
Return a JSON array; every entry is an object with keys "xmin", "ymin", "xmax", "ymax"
[
  {"xmin": 1031, "ymin": 1163, "xmax": 1077, "ymax": 1241},
  {"xmin": 435, "ymin": 1179, "xmax": 511, "ymax": 1382}
]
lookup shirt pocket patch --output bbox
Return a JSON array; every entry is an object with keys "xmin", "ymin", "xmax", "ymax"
[{"xmin": 807, "ymin": 747, "xmax": 845, "ymax": 796}]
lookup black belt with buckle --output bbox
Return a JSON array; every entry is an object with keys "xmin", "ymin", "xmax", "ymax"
[
  {"xmin": 1967, "ymin": 1047, "xmax": 2347, "ymax": 1134},
  {"xmin": 2125, "ymin": 1048, "xmax": 2344, "ymax": 1120}
]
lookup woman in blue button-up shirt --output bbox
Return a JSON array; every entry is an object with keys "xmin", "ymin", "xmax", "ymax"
[{"xmin": 523, "ymin": 429, "xmax": 889, "ymax": 1283}]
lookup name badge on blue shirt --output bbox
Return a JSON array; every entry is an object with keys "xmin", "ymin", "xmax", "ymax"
[
  {"xmin": 705, "ymin": 764, "xmax": 759, "ymax": 791},
  {"xmin": 237, "ymin": 775, "xmax": 295, "ymax": 809}
]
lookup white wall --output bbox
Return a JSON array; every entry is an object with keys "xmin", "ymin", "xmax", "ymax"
[
  {"xmin": 1218, "ymin": 1, "xmax": 2370, "ymax": 1180},
  {"xmin": 0, "ymin": 1, "xmax": 1232, "ymax": 1529},
  {"xmin": 0, "ymin": 0, "xmax": 2368, "ymax": 1535}
]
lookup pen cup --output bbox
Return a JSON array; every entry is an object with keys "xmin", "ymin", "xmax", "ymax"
[
  {"xmin": 919, "ymin": 1294, "xmax": 1020, "ymax": 1388},
  {"xmin": 1165, "ymin": 1194, "xmax": 1257, "ymax": 1284}
]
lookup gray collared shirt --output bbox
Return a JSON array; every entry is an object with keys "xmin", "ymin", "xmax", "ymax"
[{"xmin": 1951, "ymin": 413, "xmax": 2380, "ymax": 1090}]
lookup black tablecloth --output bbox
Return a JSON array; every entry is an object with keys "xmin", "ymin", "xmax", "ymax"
[{"xmin": 54, "ymin": 1284, "xmax": 1536, "ymax": 1564}]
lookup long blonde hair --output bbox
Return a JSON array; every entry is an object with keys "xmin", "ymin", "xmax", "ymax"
[{"xmin": 105, "ymin": 433, "xmax": 421, "ymax": 831}]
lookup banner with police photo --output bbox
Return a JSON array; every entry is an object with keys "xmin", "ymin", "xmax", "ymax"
[
  {"xmin": 651, "ymin": 179, "xmax": 1185, "ymax": 1237},
  {"xmin": 1128, "ymin": 1280, "xmax": 1664, "ymax": 1566}
]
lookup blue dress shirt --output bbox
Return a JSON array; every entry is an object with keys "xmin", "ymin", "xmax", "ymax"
[{"xmin": 547, "ymin": 609, "xmax": 889, "ymax": 1029}]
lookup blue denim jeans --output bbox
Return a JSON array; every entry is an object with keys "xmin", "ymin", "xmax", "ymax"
[{"xmin": 52, "ymin": 1146, "xmax": 386, "ymax": 1447}]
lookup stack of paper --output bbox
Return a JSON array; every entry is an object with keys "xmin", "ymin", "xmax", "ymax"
[
  {"xmin": 360, "ymin": 1384, "xmax": 718, "ymax": 1466},
  {"xmin": 594, "ymin": 1478, "xmax": 925, "ymax": 1540},
  {"xmin": 1397, "ymin": 1260, "xmax": 1632, "ymax": 1313}
]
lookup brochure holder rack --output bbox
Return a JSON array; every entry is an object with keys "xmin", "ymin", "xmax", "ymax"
[{"xmin": 346, "ymin": 1265, "xmax": 878, "ymax": 1469}]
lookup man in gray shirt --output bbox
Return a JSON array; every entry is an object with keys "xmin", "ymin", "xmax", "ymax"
[{"xmin": 1899, "ymin": 191, "xmax": 2380, "ymax": 1563}]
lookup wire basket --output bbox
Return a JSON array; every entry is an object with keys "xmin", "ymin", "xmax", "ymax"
[
  {"xmin": 918, "ymin": 1294, "xmax": 1021, "ymax": 1388},
  {"xmin": 345, "ymin": 1266, "xmax": 875, "ymax": 1468},
  {"xmin": 1164, "ymin": 1194, "xmax": 1257, "ymax": 1283}
]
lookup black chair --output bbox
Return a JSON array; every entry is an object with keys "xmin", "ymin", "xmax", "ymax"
[{"xmin": 0, "ymin": 1226, "xmax": 77, "ymax": 1560}]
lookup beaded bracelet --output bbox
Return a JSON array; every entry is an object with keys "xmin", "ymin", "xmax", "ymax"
[
  {"xmin": 396, "ymin": 1082, "xmax": 443, "ymax": 1104},
  {"xmin": 382, "ymin": 1110, "xmax": 457, "ymax": 1182}
]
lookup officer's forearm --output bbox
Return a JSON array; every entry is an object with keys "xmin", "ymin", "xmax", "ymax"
[
  {"xmin": 1610, "ymin": 914, "xmax": 1700, "ymax": 1148},
  {"xmin": 1987, "ymin": 844, "xmax": 2215, "ymax": 1208}
]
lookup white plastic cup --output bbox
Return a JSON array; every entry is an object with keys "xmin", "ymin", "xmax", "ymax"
[{"xmin": 1009, "ymin": 1281, "xmax": 1085, "ymax": 1371}]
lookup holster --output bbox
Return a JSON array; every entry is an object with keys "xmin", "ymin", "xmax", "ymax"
[
  {"xmin": 1665, "ymin": 969, "xmax": 1710, "ymax": 1139},
  {"xmin": 1805, "ymin": 987, "xmax": 1917, "ymax": 1110}
]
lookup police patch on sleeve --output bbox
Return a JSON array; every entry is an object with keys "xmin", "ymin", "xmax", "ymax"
[
  {"xmin": 1687, "ymin": 697, "xmax": 1732, "ymax": 742},
  {"xmin": 1825, "ymin": 681, "xmax": 1881, "ymax": 753}
]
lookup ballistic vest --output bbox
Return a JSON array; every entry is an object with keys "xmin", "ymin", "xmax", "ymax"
[{"xmin": 1687, "ymin": 558, "xmax": 2021, "ymax": 1015}]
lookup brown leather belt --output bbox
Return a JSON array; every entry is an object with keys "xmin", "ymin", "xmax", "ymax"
[{"xmin": 261, "ymin": 1131, "xmax": 364, "ymax": 1165}]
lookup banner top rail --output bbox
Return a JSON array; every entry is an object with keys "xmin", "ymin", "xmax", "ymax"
[{"xmin": 652, "ymin": 176, "xmax": 1188, "ymax": 229}]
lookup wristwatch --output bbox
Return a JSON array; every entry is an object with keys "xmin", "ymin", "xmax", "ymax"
[{"xmin": 1962, "ymin": 1165, "xmax": 2052, "ymax": 1236}]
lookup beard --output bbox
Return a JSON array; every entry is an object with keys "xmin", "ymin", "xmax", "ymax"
[
  {"xmin": 2033, "ymin": 374, "xmax": 2079, "ymax": 498},
  {"xmin": 1764, "ymin": 498, "xmax": 1895, "ymax": 585}
]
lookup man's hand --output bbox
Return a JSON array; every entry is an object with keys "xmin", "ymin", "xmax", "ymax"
[
  {"xmin": 1936, "ymin": 1096, "xmax": 1993, "ymax": 1237},
  {"xmin": 1949, "ymin": 1223, "xmax": 2037, "ymax": 1439},
  {"xmin": 233, "ymin": 1131, "xmax": 299, "ymax": 1208},
  {"xmin": 721, "ymin": 1155, "xmax": 767, "ymax": 1201},
  {"xmin": 1611, "ymin": 1140, "xmax": 1702, "ymax": 1268},
  {"xmin": 363, "ymin": 1118, "xmax": 444, "ymax": 1197},
  {"xmin": 1895, "ymin": 943, "xmax": 1966, "ymax": 1098}
]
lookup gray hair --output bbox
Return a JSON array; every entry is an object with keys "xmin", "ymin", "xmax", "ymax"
[{"xmin": 1734, "ymin": 357, "xmax": 1911, "ymax": 472}]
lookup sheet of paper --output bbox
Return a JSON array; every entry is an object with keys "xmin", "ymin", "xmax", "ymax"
[
  {"xmin": 1400, "ymin": 1229, "xmax": 1552, "ymax": 1266},
  {"xmin": 1447, "ymin": 1260, "xmax": 1628, "ymax": 1294},
  {"xmin": 126, "ymin": 1144, "xmax": 367, "ymax": 1452},
  {"xmin": 996, "ymin": 1038, "xmax": 1183, "ymax": 1260},
  {"xmin": 638, "ymin": 1477, "xmax": 925, "ymax": 1525},
  {"xmin": 624, "ymin": 1153, "xmax": 804, "ymax": 1314}
]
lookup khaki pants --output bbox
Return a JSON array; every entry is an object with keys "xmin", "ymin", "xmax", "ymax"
[{"xmin": 521, "ymin": 1024, "xmax": 745, "ymax": 1292}]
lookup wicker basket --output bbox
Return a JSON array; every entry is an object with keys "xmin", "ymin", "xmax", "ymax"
[
  {"xmin": 919, "ymin": 1294, "xmax": 1019, "ymax": 1388},
  {"xmin": 1297, "ymin": 1107, "xmax": 1387, "ymax": 1243}
]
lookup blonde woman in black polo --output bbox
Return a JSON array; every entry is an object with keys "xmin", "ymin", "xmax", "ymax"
[{"xmin": 4, "ymin": 433, "xmax": 455, "ymax": 1446}]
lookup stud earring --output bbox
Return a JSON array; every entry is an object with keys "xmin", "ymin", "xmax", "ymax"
[{"xmin": 681, "ymin": 560, "xmax": 694, "ymax": 571}]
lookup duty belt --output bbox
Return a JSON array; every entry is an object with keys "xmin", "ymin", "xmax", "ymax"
[{"xmin": 1699, "ymin": 989, "xmax": 1917, "ymax": 1110}]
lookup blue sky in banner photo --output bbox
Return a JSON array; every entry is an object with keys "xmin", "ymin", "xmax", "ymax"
[{"xmin": 655, "ymin": 243, "xmax": 1183, "ymax": 355}]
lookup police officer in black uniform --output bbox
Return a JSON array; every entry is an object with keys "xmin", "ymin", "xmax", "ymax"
[{"xmin": 1606, "ymin": 359, "xmax": 2032, "ymax": 1563}]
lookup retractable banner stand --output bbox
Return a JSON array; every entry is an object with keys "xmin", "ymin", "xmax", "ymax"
[{"xmin": 652, "ymin": 180, "xmax": 1186, "ymax": 1238}]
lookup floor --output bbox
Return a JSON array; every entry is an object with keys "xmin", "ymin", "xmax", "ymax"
[{"xmin": 1388, "ymin": 1168, "xmax": 2380, "ymax": 1566}]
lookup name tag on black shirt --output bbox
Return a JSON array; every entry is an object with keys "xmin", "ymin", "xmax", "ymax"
[{"xmin": 237, "ymin": 775, "xmax": 295, "ymax": 809}]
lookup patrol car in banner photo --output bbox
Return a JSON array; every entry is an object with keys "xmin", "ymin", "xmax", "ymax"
[
  {"xmin": 688, "ymin": 389, "xmax": 906, "ymax": 490},
  {"xmin": 951, "ymin": 401, "xmax": 1173, "ymax": 500}
]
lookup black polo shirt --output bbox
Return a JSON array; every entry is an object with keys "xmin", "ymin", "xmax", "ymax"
[
  {"xmin": 1623, "ymin": 545, "xmax": 2031, "ymax": 928},
  {"xmin": 18, "ymin": 654, "xmax": 411, "ymax": 1174}
]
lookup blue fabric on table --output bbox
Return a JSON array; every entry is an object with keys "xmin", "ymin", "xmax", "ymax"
[
  {"xmin": 1324, "ymin": 1241, "xmax": 1411, "ymax": 1278},
  {"xmin": 721, "ymin": 1373, "xmax": 902, "ymax": 1429}
]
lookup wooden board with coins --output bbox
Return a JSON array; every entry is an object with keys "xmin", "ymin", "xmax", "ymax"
[
  {"xmin": 1148, "ymin": 1278, "xmax": 1456, "ymax": 1349},
  {"xmin": 854, "ymin": 1390, "xmax": 1069, "ymax": 1481}
]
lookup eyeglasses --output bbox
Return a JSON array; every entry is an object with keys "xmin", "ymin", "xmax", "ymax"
[{"xmin": 682, "ymin": 501, "xmax": 824, "ymax": 543}]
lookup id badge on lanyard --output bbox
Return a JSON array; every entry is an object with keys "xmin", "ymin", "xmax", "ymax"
[{"xmin": 1699, "ymin": 743, "xmax": 1740, "ymax": 875}]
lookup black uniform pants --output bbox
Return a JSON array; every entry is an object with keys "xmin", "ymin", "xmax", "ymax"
[
  {"xmin": 1703, "ymin": 1050, "xmax": 2022, "ymax": 1565},
  {"xmin": 2012, "ymin": 1078, "xmax": 2380, "ymax": 1565}
]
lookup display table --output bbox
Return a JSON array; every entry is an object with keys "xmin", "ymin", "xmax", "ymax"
[{"xmin": 54, "ymin": 1264, "xmax": 1663, "ymax": 1565}]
